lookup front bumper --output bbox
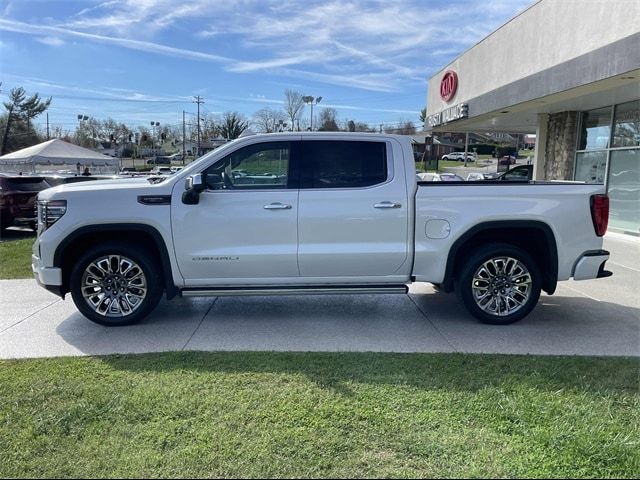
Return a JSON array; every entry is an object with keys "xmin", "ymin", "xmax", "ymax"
[
  {"xmin": 573, "ymin": 250, "xmax": 612, "ymax": 281},
  {"xmin": 32, "ymin": 253, "xmax": 63, "ymax": 295}
]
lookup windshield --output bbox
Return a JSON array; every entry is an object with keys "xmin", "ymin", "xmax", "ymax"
[{"xmin": 173, "ymin": 138, "xmax": 244, "ymax": 177}]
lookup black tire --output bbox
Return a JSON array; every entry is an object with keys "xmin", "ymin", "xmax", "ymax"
[
  {"xmin": 70, "ymin": 241, "xmax": 164, "ymax": 326},
  {"xmin": 456, "ymin": 243, "xmax": 541, "ymax": 325}
]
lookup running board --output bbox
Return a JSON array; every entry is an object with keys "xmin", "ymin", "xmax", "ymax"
[{"xmin": 181, "ymin": 284, "xmax": 409, "ymax": 297}]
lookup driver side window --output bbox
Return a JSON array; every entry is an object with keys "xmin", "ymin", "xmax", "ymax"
[{"xmin": 204, "ymin": 142, "xmax": 290, "ymax": 190}]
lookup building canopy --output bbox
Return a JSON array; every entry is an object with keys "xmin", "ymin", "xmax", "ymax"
[{"xmin": 0, "ymin": 139, "xmax": 118, "ymax": 174}]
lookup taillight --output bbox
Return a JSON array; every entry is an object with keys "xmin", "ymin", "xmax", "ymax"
[{"xmin": 590, "ymin": 194, "xmax": 609, "ymax": 237}]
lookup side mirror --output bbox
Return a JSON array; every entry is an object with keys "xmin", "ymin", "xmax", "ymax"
[{"xmin": 182, "ymin": 173, "xmax": 205, "ymax": 205}]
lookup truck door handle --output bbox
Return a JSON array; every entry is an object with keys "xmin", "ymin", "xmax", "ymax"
[
  {"xmin": 374, "ymin": 201, "xmax": 402, "ymax": 209},
  {"xmin": 263, "ymin": 202, "xmax": 292, "ymax": 210}
]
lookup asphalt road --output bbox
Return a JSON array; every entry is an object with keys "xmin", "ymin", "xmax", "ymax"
[{"xmin": 0, "ymin": 234, "xmax": 638, "ymax": 359}]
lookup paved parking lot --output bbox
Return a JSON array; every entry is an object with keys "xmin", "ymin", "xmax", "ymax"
[{"xmin": 0, "ymin": 234, "xmax": 638, "ymax": 359}]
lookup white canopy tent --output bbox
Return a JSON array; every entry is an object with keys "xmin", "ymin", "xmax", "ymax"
[{"xmin": 0, "ymin": 139, "xmax": 119, "ymax": 174}]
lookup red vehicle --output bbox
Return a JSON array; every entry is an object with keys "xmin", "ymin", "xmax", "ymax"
[{"xmin": 0, "ymin": 174, "xmax": 51, "ymax": 231}]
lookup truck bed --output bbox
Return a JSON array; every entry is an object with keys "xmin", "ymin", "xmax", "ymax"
[{"xmin": 412, "ymin": 181, "xmax": 607, "ymax": 285}]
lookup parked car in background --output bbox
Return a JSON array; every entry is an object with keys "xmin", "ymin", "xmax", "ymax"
[
  {"xmin": 470, "ymin": 166, "xmax": 533, "ymax": 182},
  {"xmin": 417, "ymin": 172, "xmax": 442, "ymax": 182},
  {"xmin": 168, "ymin": 153, "xmax": 183, "ymax": 162},
  {"xmin": 441, "ymin": 152, "xmax": 476, "ymax": 161},
  {"xmin": 439, "ymin": 173, "xmax": 465, "ymax": 182},
  {"xmin": 43, "ymin": 175, "xmax": 121, "ymax": 186},
  {"xmin": 498, "ymin": 155, "xmax": 517, "ymax": 166},
  {"xmin": 43, "ymin": 175, "xmax": 98, "ymax": 187},
  {"xmin": 499, "ymin": 165, "xmax": 533, "ymax": 181},
  {"xmin": 150, "ymin": 166, "xmax": 173, "ymax": 175},
  {"xmin": 147, "ymin": 156, "xmax": 171, "ymax": 165},
  {"xmin": 483, "ymin": 172, "xmax": 502, "ymax": 180},
  {"xmin": 170, "ymin": 166, "xmax": 183, "ymax": 174},
  {"xmin": 417, "ymin": 172, "xmax": 465, "ymax": 182},
  {"xmin": 0, "ymin": 174, "xmax": 51, "ymax": 231},
  {"xmin": 467, "ymin": 172, "xmax": 490, "ymax": 181}
]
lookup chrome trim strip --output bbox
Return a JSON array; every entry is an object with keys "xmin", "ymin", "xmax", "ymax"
[{"xmin": 181, "ymin": 286, "xmax": 408, "ymax": 297}]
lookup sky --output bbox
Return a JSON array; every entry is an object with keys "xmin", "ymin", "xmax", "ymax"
[{"xmin": 0, "ymin": 0, "xmax": 532, "ymax": 134}]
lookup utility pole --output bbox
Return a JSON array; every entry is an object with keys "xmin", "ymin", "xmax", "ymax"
[
  {"xmin": 182, "ymin": 110, "xmax": 186, "ymax": 165},
  {"xmin": 464, "ymin": 132, "xmax": 470, "ymax": 167},
  {"xmin": 379, "ymin": 124, "xmax": 383, "ymax": 133},
  {"xmin": 193, "ymin": 96, "xmax": 204, "ymax": 156},
  {"xmin": 46, "ymin": 113, "xmax": 50, "ymax": 140}
]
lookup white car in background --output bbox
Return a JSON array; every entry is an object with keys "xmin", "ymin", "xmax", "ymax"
[
  {"xmin": 442, "ymin": 152, "xmax": 477, "ymax": 161},
  {"xmin": 150, "ymin": 166, "xmax": 172, "ymax": 175},
  {"xmin": 419, "ymin": 172, "xmax": 465, "ymax": 182},
  {"xmin": 467, "ymin": 172, "xmax": 489, "ymax": 181},
  {"xmin": 417, "ymin": 172, "xmax": 442, "ymax": 182}
]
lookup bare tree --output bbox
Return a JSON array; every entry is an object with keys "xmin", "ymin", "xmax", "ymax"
[
  {"xmin": 51, "ymin": 125, "xmax": 71, "ymax": 141},
  {"xmin": 252, "ymin": 107, "xmax": 287, "ymax": 133},
  {"xmin": 101, "ymin": 118, "xmax": 131, "ymax": 144},
  {"xmin": 345, "ymin": 119, "xmax": 374, "ymax": 132},
  {"xmin": 200, "ymin": 113, "xmax": 219, "ymax": 140},
  {"xmin": 385, "ymin": 119, "xmax": 417, "ymax": 135},
  {"xmin": 137, "ymin": 126, "xmax": 153, "ymax": 147},
  {"xmin": 317, "ymin": 108, "xmax": 340, "ymax": 131},
  {"xmin": 284, "ymin": 89, "xmax": 305, "ymax": 132},
  {"xmin": 73, "ymin": 116, "xmax": 101, "ymax": 148}
]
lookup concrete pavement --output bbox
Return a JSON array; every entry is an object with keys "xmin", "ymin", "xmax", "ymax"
[{"xmin": 1, "ymin": 235, "xmax": 638, "ymax": 359}]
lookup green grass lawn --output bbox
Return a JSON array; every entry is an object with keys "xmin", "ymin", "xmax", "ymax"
[
  {"xmin": 0, "ymin": 237, "xmax": 33, "ymax": 279},
  {"xmin": 1, "ymin": 352, "xmax": 638, "ymax": 478}
]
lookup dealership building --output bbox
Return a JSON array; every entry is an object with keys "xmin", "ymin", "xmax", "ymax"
[{"xmin": 425, "ymin": 0, "xmax": 639, "ymax": 235}]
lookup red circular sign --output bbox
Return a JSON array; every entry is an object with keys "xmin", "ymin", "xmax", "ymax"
[{"xmin": 440, "ymin": 70, "xmax": 458, "ymax": 102}]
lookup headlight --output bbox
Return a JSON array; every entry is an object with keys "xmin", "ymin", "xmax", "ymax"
[{"xmin": 38, "ymin": 200, "xmax": 67, "ymax": 232}]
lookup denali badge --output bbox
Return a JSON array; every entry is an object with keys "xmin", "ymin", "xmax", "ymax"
[{"xmin": 192, "ymin": 256, "xmax": 240, "ymax": 261}]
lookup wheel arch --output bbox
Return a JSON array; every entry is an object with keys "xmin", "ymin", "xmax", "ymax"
[
  {"xmin": 442, "ymin": 220, "xmax": 558, "ymax": 295},
  {"xmin": 53, "ymin": 223, "xmax": 179, "ymax": 299}
]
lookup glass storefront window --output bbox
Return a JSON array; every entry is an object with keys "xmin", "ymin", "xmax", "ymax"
[
  {"xmin": 578, "ymin": 107, "xmax": 612, "ymax": 150},
  {"xmin": 575, "ymin": 151, "xmax": 607, "ymax": 184},
  {"xmin": 608, "ymin": 149, "xmax": 640, "ymax": 234},
  {"xmin": 612, "ymin": 100, "xmax": 640, "ymax": 148}
]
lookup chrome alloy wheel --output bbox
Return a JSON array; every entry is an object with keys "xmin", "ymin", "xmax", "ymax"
[
  {"xmin": 80, "ymin": 255, "xmax": 148, "ymax": 318},
  {"xmin": 471, "ymin": 256, "xmax": 532, "ymax": 317}
]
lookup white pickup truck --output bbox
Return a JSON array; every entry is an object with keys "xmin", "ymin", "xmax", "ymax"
[{"xmin": 32, "ymin": 133, "xmax": 612, "ymax": 326}]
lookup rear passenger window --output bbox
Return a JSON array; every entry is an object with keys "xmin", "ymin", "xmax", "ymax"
[{"xmin": 301, "ymin": 141, "xmax": 387, "ymax": 188}]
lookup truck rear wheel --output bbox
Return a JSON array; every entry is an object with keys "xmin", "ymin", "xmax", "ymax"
[
  {"xmin": 70, "ymin": 242, "xmax": 163, "ymax": 326},
  {"xmin": 456, "ymin": 243, "xmax": 541, "ymax": 325}
]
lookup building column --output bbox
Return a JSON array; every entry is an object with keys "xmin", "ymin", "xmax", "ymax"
[
  {"xmin": 533, "ymin": 113, "xmax": 548, "ymax": 180},
  {"xmin": 543, "ymin": 111, "xmax": 579, "ymax": 180}
]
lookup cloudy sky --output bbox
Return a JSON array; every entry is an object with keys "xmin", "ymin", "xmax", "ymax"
[{"xmin": 0, "ymin": 0, "xmax": 532, "ymax": 133}]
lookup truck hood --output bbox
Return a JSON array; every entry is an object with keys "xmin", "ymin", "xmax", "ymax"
[{"xmin": 37, "ymin": 176, "xmax": 174, "ymax": 201}]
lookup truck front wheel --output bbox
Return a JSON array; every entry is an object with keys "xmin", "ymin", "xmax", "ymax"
[
  {"xmin": 70, "ymin": 242, "xmax": 163, "ymax": 326},
  {"xmin": 457, "ymin": 243, "xmax": 541, "ymax": 325}
]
